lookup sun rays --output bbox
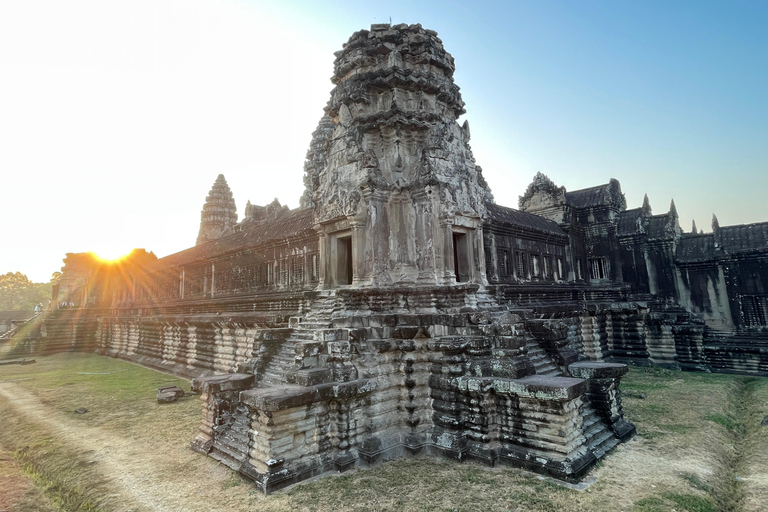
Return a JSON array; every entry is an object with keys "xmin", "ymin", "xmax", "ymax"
[{"xmin": 92, "ymin": 249, "xmax": 133, "ymax": 263}]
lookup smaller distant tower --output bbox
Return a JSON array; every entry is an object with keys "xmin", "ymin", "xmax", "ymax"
[{"xmin": 197, "ymin": 174, "xmax": 237, "ymax": 245}]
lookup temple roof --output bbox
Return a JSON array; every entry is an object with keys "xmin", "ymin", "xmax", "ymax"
[
  {"xmin": 676, "ymin": 234, "xmax": 716, "ymax": 262},
  {"xmin": 565, "ymin": 179, "xmax": 626, "ymax": 210},
  {"xmin": 646, "ymin": 214, "xmax": 674, "ymax": 239},
  {"xmin": 616, "ymin": 208, "xmax": 645, "ymax": 236},
  {"xmin": 162, "ymin": 208, "xmax": 314, "ymax": 268},
  {"xmin": 719, "ymin": 222, "xmax": 768, "ymax": 253},
  {"xmin": 676, "ymin": 221, "xmax": 768, "ymax": 263},
  {"xmin": 485, "ymin": 202, "xmax": 567, "ymax": 238}
]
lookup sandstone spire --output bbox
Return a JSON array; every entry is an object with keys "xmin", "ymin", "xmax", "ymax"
[
  {"xmin": 196, "ymin": 174, "xmax": 237, "ymax": 245},
  {"xmin": 641, "ymin": 193, "xmax": 652, "ymax": 215},
  {"xmin": 669, "ymin": 199, "xmax": 678, "ymax": 218},
  {"xmin": 302, "ymin": 24, "xmax": 494, "ymax": 287}
]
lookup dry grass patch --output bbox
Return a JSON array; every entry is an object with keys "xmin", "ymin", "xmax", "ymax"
[
  {"xmin": 1, "ymin": 354, "xmax": 767, "ymax": 511},
  {"xmin": 0, "ymin": 445, "xmax": 60, "ymax": 512}
]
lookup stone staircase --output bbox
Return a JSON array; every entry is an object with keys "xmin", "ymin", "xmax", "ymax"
[
  {"xmin": 579, "ymin": 400, "xmax": 619, "ymax": 459},
  {"xmin": 209, "ymin": 403, "xmax": 251, "ymax": 471},
  {"xmin": 525, "ymin": 338, "xmax": 560, "ymax": 376},
  {"xmin": 257, "ymin": 291, "xmax": 338, "ymax": 387},
  {"xmin": 256, "ymin": 336, "xmax": 303, "ymax": 387}
]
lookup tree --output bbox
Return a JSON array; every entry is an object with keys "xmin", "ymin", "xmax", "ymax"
[{"xmin": 0, "ymin": 272, "xmax": 51, "ymax": 311}]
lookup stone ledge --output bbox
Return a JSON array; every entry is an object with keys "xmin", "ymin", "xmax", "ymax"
[
  {"xmin": 192, "ymin": 373, "xmax": 254, "ymax": 393},
  {"xmin": 240, "ymin": 379, "xmax": 376, "ymax": 411},
  {"xmin": 494, "ymin": 375, "xmax": 587, "ymax": 401},
  {"xmin": 568, "ymin": 361, "xmax": 628, "ymax": 379}
]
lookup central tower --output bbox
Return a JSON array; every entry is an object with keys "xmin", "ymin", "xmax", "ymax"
[{"xmin": 302, "ymin": 23, "xmax": 493, "ymax": 288}]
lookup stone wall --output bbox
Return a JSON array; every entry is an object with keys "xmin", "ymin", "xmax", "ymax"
[{"xmin": 188, "ymin": 288, "xmax": 636, "ymax": 492}]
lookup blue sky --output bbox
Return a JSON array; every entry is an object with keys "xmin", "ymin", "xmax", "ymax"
[{"xmin": 1, "ymin": 1, "xmax": 766, "ymax": 282}]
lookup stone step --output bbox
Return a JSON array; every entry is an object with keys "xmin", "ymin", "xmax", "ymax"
[
  {"xmin": 525, "ymin": 342, "xmax": 560, "ymax": 376},
  {"xmin": 258, "ymin": 338, "xmax": 301, "ymax": 387},
  {"xmin": 579, "ymin": 401, "xmax": 619, "ymax": 459}
]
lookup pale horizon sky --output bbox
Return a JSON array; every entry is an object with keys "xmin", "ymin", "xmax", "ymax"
[{"xmin": 1, "ymin": 0, "xmax": 766, "ymax": 283}]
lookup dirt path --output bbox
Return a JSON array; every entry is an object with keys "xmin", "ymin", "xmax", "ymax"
[{"xmin": 0, "ymin": 382, "xmax": 256, "ymax": 512}]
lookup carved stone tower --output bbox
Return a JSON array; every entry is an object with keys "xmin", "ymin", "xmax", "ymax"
[
  {"xmin": 302, "ymin": 24, "xmax": 493, "ymax": 288},
  {"xmin": 196, "ymin": 174, "xmax": 238, "ymax": 245}
]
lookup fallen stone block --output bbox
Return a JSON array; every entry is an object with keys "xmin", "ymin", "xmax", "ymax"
[{"xmin": 157, "ymin": 385, "xmax": 185, "ymax": 403}]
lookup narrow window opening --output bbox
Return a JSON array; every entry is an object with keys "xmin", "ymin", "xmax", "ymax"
[
  {"xmin": 531, "ymin": 254, "xmax": 540, "ymax": 277},
  {"xmin": 311, "ymin": 254, "xmax": 318, "ymax": 281},
  {"xmin": 743, "ymin": 296, "xmax": 768, "ymax": 326},
  {"xmin": 589, "ymin": 257, "xmax": 607, "ymax": 280},
  {"xmin": 498, "ymin": 249, "xmax": 510, "ymax": 276},
  {"xmin": 516, "ymin": 252, "xmax": 527, "ymax": 279}
]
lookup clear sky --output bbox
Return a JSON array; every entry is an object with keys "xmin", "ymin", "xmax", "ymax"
[{"xmin": 1, "ymin": 0, "xmax": 766, "ymax": 283}]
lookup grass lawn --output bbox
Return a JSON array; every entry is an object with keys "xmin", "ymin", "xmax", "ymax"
[{"xmin": 0, "ymin": 353, "xmax": 766, "ymax": 512}]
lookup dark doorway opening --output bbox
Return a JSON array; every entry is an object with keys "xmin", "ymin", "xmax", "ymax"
[
  {"xmin": 453, "ymin": 232, "xmax": 469, "ymax": 282},
  {"xmin": 337, "ymin": 236, "xmax": 353, "ymax": 285}
]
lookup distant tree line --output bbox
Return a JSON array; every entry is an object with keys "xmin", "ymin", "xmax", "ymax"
[{"xmin": 0, "ymin": 272, "xmax": 53, "ymax": 311}]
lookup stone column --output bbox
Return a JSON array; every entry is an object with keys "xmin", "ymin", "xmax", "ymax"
[
  {"xmin": 440, "ymin": 218, "xmax": 455, "ymax": 284},
  {"xmin": 412, "ymin": 189, "xmax": 436, "ymax": 283},
  {"xmin": 362, "ymin": 188, "xmax": 391, "ymax": 286},
  {"xmin": 350, "ymin": 218, "xmax": 365, "ymax": 286},
  {"xmin": 314, "ymin": 227, "xmax": 327, "ymax": 290}
]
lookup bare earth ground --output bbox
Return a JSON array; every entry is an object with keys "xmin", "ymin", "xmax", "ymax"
[
  {"xmin": 0, "ymin": 383, "xmax": 260, "ymax": 512},
  {"xmin": 0, "ymin": 353, "xmax": 766, "ymax": 512}
]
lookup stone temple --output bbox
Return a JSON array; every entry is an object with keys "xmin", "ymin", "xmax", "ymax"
[{"xmin": 14, "ymin": 24, "xmax": 768, "ymax": 493}]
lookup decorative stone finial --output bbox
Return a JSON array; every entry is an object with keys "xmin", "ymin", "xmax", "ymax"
[
  {"xmin": 669, "ymin": 199, "xmax": 678, "ymax": 218},
  {"xmin": 691, "ymin": 219, "xmax": 697, "ymax": 234},
  {"xmin": 712, "ymin": 213, "xmax": 720, "ymax": 232},
  {"xmin": 641, "ymin": 194, "xmax": 652, "ymax": 215}
]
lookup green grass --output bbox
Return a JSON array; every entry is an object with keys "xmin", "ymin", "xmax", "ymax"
[
  {"xmin": 681, "ymin": 472, "xmax": 713, "ymax": 494},
  {"xmin": 0, "ymin": 353, "xmax": 198, "ymax": 511},
  {"xmin": 704, "ymin": 413, "xmax": 741, "ymax": 432},
  {"xmin": 1, "ymin": 354, "xmax": 767, "ymax": 512},
  {"xmin": 635, "ymin": 493, "xmax": 715, "ymax": 512}
]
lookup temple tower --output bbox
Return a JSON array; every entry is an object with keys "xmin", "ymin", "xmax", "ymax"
[
  {"xmin": 196, "ymin": 174, "xmax": 238, "ymax": 245},
  {"xmin": 302, "ymin": 24, "xmax": 493, "ymax": 289}
]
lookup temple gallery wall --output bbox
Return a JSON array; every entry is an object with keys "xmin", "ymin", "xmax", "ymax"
[{"xmin": 10, "ymin": 24, "xmax": 768, "ymax": 493}]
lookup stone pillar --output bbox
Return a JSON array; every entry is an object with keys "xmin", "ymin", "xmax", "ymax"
[
  {"xmin": 488, "ymin": 233, "xmax": 499, "ymax": 282},
  {"xmin": 471, "ymin": 226, "xmax": 488, "ymax": 286},
  {"xmin": 349, "ymin": 217, "xmax": 366, "ymax": 286},
  {"xmin": 370, "ymin": 190, "xmax": 391, "ymax": 285},
  {"xmin": 315, "ymin": 228, "xmax": 327, "ymax": 290},
  {"xmin": 412, "ymin": 189, "xmax": 437, "ymax": 283},
  {"xmin": 440, "ymin": 218, "xmax": 455, "ymax": 284}
]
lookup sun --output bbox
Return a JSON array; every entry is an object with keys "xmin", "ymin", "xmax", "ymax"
[{"xmin": 92, "ymin": 248, "xmax": 133, "ymax": 263}]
